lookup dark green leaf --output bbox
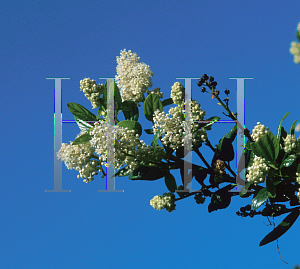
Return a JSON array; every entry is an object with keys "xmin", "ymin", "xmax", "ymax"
[
  {"xmin": 144, "ymin": 129, "xmax": 154, "ymax": 134},
  {"xmin": 117, "ymin": 120, "xmax": 143, "ymax": 137},
  {"xmin": 251, "ymin": 131, "xmax": 279, "ymax": 164},
  {"xmin": 259, "ymin": 208, "xmax": 300, "ymax": 247},
  {"xmin": 199, "ymin": 116, "xmax": 221, "ymax": 130},
  {"xmin": 164, "ymin": 173, "xmax": 177, "ymax": 192},
  {"xmin": 276, "ymin": 112, "xmax": 289, "ymax": 141},
  {"xmin": 252, "ymin": 187, "xmax": 269, "ymax": 210},
  {"xmin": 239, "ymin": 182, "xmax": 252, "ymax": 198},
  {"xmin": 280, "ymin": 154, "xmax": 297, "ymax": 169},
  {"xmin": 72, "ymin": 133, "xmax": 92, "ymax": 145},
  {"xmin": 289, "ymin": 120, "xmax": 298, "ymax": 136},
  {"xmin": 128, "ymin": 165, "xmax": 169, "ymax": 180},
  {"xmin": 162, "ymin": 98, "xmax": 173, "ymax": 107},
  {"xmin": 121, "ymin": 101, "xmax": 139, "ymax": 121},
  {"xmin": 143, "ymin": 94, "xmax": 163, "ymax": 122},
  {"xmin": 266, "ymin": 176, "xmax": 276, "ymax": 198},
  {"xmin": 217, "ymin": 136, "xmax": 235, "ymax": 162},
  {"xmin": 226, "ymin": 124, "xmax": 238, "ymax": 143},
  {"xmin": 194, "ymin": 167, "xmax": 208, "ymax": 185},
  {"xmin": 208, "ymin": 184, "xmax": 234, "ymax": 213},
  {"xmin": 67, "ymin": 102, "xmax": 97, "ymax": 121}
]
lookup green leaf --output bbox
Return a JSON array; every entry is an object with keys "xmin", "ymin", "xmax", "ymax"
[
  {"xmin": 67, "ymin": 102, "xmax": 97, "ymax": 121},
  {"xmin": 289, "ymin": 120, "xmax": 298, "ymax": 136},
  {"xmin": 276, "ymin": 112, "xmax": 289, "ymax": 141},
  {"xmin": 121, "ymin": 101, "xmax": 139, "ymax": 121},
  {"xmin": 144, "ymin": 129, "xmax": 154, "ymax": 134},
  {"xmin": 96, "ymin": 100, "xmax": 105, "ymax": 120},
  {"xmin": 194, "ymin": 167, "xmax": 208, "ymax": 185},
  {"xmin": 128, "ymin": 165, "xmax": 169, "ymax": 180},
  {"xmin": 252, "ymin": 188, "xmax": 269, "ymax": 210},
  {"xmin": 297, "ymin": 31, "xmax": 300, "ymax": 42},
  {"xmin": 251, "ymin": 131, "xmax": 279, "ymax": 164},
  {"xmin": 143, "ymin": 94, "xmax": 163, "ymax": 122},
  {"xmin": 259, "ymin": 208, "xmax": 300, "ymax": 247},
  {"xmin": 162, "ymin": 98, "xmax": 173, "ymax": 107},
  {"xmin": 226, "ymin": 124, "xmax": 238, "ymax": 143},
  {"xmin": 73, "ymin": 115, "xmax": 94, "ymax": 134},
  {"xmin": 164, "ymin": 173, "xmax": 177, "ymax": 192},
  {"xmin": 280, "ymin": 154, "xmax": 297, "ymax": 169},
  {"xmin": 117, "ymin": 120, "xmax": 142, "ymax": 137},
  {"xmin": 72, "ymin": 132, "xmax": 92, "ymax": 145},
  {"xmin": 266, "ymin": 176, "xmax": 276, "ymax": 198},
  {"xmin": 151, "ymin": 128, "xmax": 163, "ymax": 147},
  {"xmin": 239, "ymin": 182, "xmax": 252, "ymax": 198}
]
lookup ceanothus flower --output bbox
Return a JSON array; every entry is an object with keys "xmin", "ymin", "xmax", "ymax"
[
  {"xmin": 80, "ymin": 78, "xmax": 104, "ymax": 109},
  {"xmin": 251, "ymin": 122, "xmax": 269, "ymax": 142},
  {"xmin": 115, "ymin": 49, "xmax": 154, "ymax": 105}
]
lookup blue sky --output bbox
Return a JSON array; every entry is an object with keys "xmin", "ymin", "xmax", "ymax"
[{"xmin": 1, "ymin": 0, "xmax": 300, "ymax": 268}]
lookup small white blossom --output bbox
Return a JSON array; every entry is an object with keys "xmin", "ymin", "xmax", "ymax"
[
  {"xmin": 297, "ymin": 188, "xmax": 300, "ymax": 202},
  {"xmin": 115, "ymin": 49, "xmax": 154, "ymax": 104},
  {"xmin": 150, "ymin": 192, "xmax": 176, "ymax": 212},
  {"xmin": 246, "ymin": 155, "xmax": 269, "ymax": 185},
  {"xmin": 296, "ymin": 173, "xmax": 300, "ymax": 184},
  {"xmin": 251, "ymin": 122, "xmax": 269, "ymax": 142},
  {"xmin": 80, "ymin": 78, "xmax": 104, "ymax": 109}
]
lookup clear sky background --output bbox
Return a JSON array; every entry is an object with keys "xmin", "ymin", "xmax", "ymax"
[{"xmin": 1, "ymin": 1, "xmax": 300, "ymax": 268}]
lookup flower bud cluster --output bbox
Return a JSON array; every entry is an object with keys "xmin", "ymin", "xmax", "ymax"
[
  {"xmin": 246, "ymin": 156, "xmax": 270, "ymax": 185},
  {"xmin": 150, "ymin": 192, "xmax": 176, "ymax": 212},
  {"xmin": 56, "ymin": 136, "xmax": 100, "ymax": 183},
  {"xmin": 282, "ymin": 134, "xmax": 298, "ymax": 154},
  {"xmin": 296, "ymin": 173, "xmax": 300, "ymax": 184},
  {"xmin": 170, "ymin": 82, "xmax": 185, "ymax": 105},
  {"xmin": 80, "ymin": 78, "xmax": 104, "ymax": 109},
  {"xmin": 146, "ymin": 87, "xmax": 163, "ymax": 99},
  {"xmin": 290, "ymin": 22, "xmax": 300, "ymax": 64},
  {"xmin": 251, "ymin": 122, "xmax": 269, "ymax": 142},
  {"xmin": 297, "ymin": 188, "xmax": 300, "ymax": 202},
  {"xmin": 213, "ymin": 159, "xmax": 226, "ymax": 176},
  {"xmin": 115, "ymin": 49, "xmax": 154, "ymax": 104}
]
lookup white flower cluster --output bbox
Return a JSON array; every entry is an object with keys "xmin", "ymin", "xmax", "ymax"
[
  {"xmin": 115, "ymin": 49, "xmax": 154, "ymax": 104},
  {"xmin": 89, "ymin": 121, "xmax": 166, "ymax": 174},
  {"xmin": 251, "ymin": 122, "xmax": 269, "ymax": 142},
  {"xmin": 246, "ymin": 156, "xmax": 270, "ymax": 185},
  {"xmin": 171, "ymin": 82, "xmax": 185, "ymax": 106},
  {"xmin": 290, "ymin": 23, "xmax": 300, "ymax": 64},
  {"xmin": 282, "ymin": 134, "xmax": 298, "ymax": 153},
  {"xmin": 150, "ymin": 192, "xmax": 176, "ymax": 212},
  {"xmin": 80, "ymin": 78, "xmax": 104, "ymax": 109},
  {"xmin": 56, "ymin": 137, "xmax": 101, "ymax": 183},
  {"xmin": 152, "ymin": 98, "xmax": 207, "ymax": 151}
]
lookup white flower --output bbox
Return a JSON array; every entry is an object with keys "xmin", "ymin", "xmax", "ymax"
[
  {"xmin": 150, "ymin": 192, "xmax": 176, "ymax": 212},
  {"xmin": 246, "ymin": 155, "xmax": 269, "ymax": 185},
  {"xmin": 295, "ymin": 123, "xmax": 300, "ymax": 132},
  {"xmin": 251, "ymin": 122, "xmax": 269, "ymax": 142},
  {"xmin": 296, "ymin": 173, "xmax": 300, "ymax": 184},
  {"xmin": 115, "ymin": 49, "xmax": 154, "ymax": 104},
  {"xmin": 80, "ymin": 78, "xmax": 104, "ymax": 109},
  {"xmin": 297, "ymin": 22, "xmax": 300, "ymax": 32}
]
